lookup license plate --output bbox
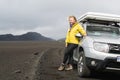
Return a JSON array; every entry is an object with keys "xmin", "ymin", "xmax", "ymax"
[{"xmin": 117, "ymin": 56, "xmax": 120, "ymax": 62}]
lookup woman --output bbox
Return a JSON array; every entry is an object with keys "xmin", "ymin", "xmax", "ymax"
[{"xmin": 58, "ymin": 16, "xmax": 86, "ymax": 71}]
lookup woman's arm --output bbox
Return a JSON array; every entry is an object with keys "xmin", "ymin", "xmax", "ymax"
[{"xmin": 78, "ymin": 24, "xmax": 86, "ymax": 36}]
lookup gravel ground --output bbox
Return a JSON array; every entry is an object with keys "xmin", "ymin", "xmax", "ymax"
[
  {"xmin": 1, "ymin": 41, "xmax": 120, "ymax": 80},
  {"xmin": 0, "ymin": 41, "xmax": 64, "ymax": 80},
  {"xmin": 35, "ymin": 46, "xmax": 120, "ymax": 80}
]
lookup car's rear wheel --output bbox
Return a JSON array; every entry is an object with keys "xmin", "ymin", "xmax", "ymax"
[{"xmin": 77, "ymin": 51, "xmax": 91, "ymax": 77}]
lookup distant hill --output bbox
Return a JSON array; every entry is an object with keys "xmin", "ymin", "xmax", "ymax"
[
  {"xmin": 58, "ymin": 38, "xmax": 65, "ymax": 42},
  {"xmin": 0, "ymin": 32, "xmax": 54, "ymax": 41}
]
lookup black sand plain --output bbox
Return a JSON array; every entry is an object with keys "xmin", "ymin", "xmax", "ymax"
[{"xmin": 0, "ymin": 41, "xmax": 120, "ymax": 80}]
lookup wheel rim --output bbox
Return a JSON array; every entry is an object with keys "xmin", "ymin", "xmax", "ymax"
[{"xmin": 78, "ymin": 55, "xmax": 84, "ymax": 73}]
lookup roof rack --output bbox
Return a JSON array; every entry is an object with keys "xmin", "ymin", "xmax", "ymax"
[{"xmin": 78, "ymin": 12, "xmax": 120, "ymax": 23}]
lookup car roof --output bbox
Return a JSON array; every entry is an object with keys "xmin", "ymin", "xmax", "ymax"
[{"xmin": 78, "ymin": 12, "xmax": 120, "ymax": 23}]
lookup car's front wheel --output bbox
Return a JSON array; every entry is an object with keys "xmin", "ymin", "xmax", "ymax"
[{"xmin": 77, "ymin": 51, "xmax": 91, "ymax": 77}]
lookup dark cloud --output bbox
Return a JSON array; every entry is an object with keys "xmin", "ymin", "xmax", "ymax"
[{"xmin": 0, "ymin": 0, "xmax": 120, "ymax": 39}]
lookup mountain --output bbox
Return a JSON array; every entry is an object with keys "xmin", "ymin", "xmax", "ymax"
[
  {"xmin": 57, "ymin": 38, "xmax": 65, "ymax": 42},
  {"xmin": 0, "ymin": 32, "xmax": 54, "ymax": 41}
]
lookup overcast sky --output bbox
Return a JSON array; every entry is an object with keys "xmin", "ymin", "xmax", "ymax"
[{"xmin": 0, "ymin": 0, "xmax": 120, "ymax": 39}]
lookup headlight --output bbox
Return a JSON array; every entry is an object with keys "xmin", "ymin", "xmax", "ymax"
[{"xmin": 93, "ymin": 42, "xmax": 109, "ymax": 53}]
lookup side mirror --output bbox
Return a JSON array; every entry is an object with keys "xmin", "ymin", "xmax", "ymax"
[{"xmin": 75, "ymin": 33, "xmax": 83, "ymax": 38}]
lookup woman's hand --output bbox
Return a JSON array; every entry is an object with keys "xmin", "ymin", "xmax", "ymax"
[{"xmin": 65, "ymin": 43, "xmax": 68, "ymax": 47}]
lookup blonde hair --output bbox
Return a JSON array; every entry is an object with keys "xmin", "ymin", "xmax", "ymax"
[{"xmin": 68, "ymin": 16, "xmax": 77, "ymax": 22}]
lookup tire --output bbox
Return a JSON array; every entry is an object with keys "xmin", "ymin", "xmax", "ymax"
[{"xmin": 77, "ymin": 51, "xmax": 91, "ymax": 77}]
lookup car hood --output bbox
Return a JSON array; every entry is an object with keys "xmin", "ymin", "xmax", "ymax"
[{"xmin": 88, "ymin": 36, "xmax": 120, "ymax": 44}]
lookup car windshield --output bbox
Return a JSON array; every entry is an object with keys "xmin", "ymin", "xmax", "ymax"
[{"xmin": 87, "ymin": 25, "xmax": 120, "ymax": 38}]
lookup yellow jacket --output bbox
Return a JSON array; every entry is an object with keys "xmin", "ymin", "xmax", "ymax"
[{"xmin": 65, "ymin": 22, "xmax": 86, "ymax": 45}]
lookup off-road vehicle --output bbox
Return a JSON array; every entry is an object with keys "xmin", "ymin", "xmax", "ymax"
[{"xmin": 73, "ymin": 12, "xmax": 120, "ymax": 77}]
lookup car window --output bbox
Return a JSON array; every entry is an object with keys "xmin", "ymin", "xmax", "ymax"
[{"xmin": 87, "ymin": 25, "xmax": 120, "ymax": 38}]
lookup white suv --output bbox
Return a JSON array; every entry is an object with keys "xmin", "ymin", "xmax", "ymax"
[{"xmin": 73, "ymin": 12, "xmax": 120, "ymax": 77}]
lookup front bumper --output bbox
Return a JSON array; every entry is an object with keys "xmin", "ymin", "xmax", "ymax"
[{"xmin": 86, "ymin": 57, "xmax": 120, "ymax": 70}]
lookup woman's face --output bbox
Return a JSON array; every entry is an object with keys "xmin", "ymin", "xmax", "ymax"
[{"xmin": 69, "ymin": 17, "xmax": 76, "ymax": 25}]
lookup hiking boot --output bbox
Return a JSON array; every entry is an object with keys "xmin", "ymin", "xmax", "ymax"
[
  {"xmin": 65, "ymin": 64, "xmax": 73, "ymax": 71},
  {"xmin": 58, "ymin": 63, "xmax": 65, "ymax": 71}
]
